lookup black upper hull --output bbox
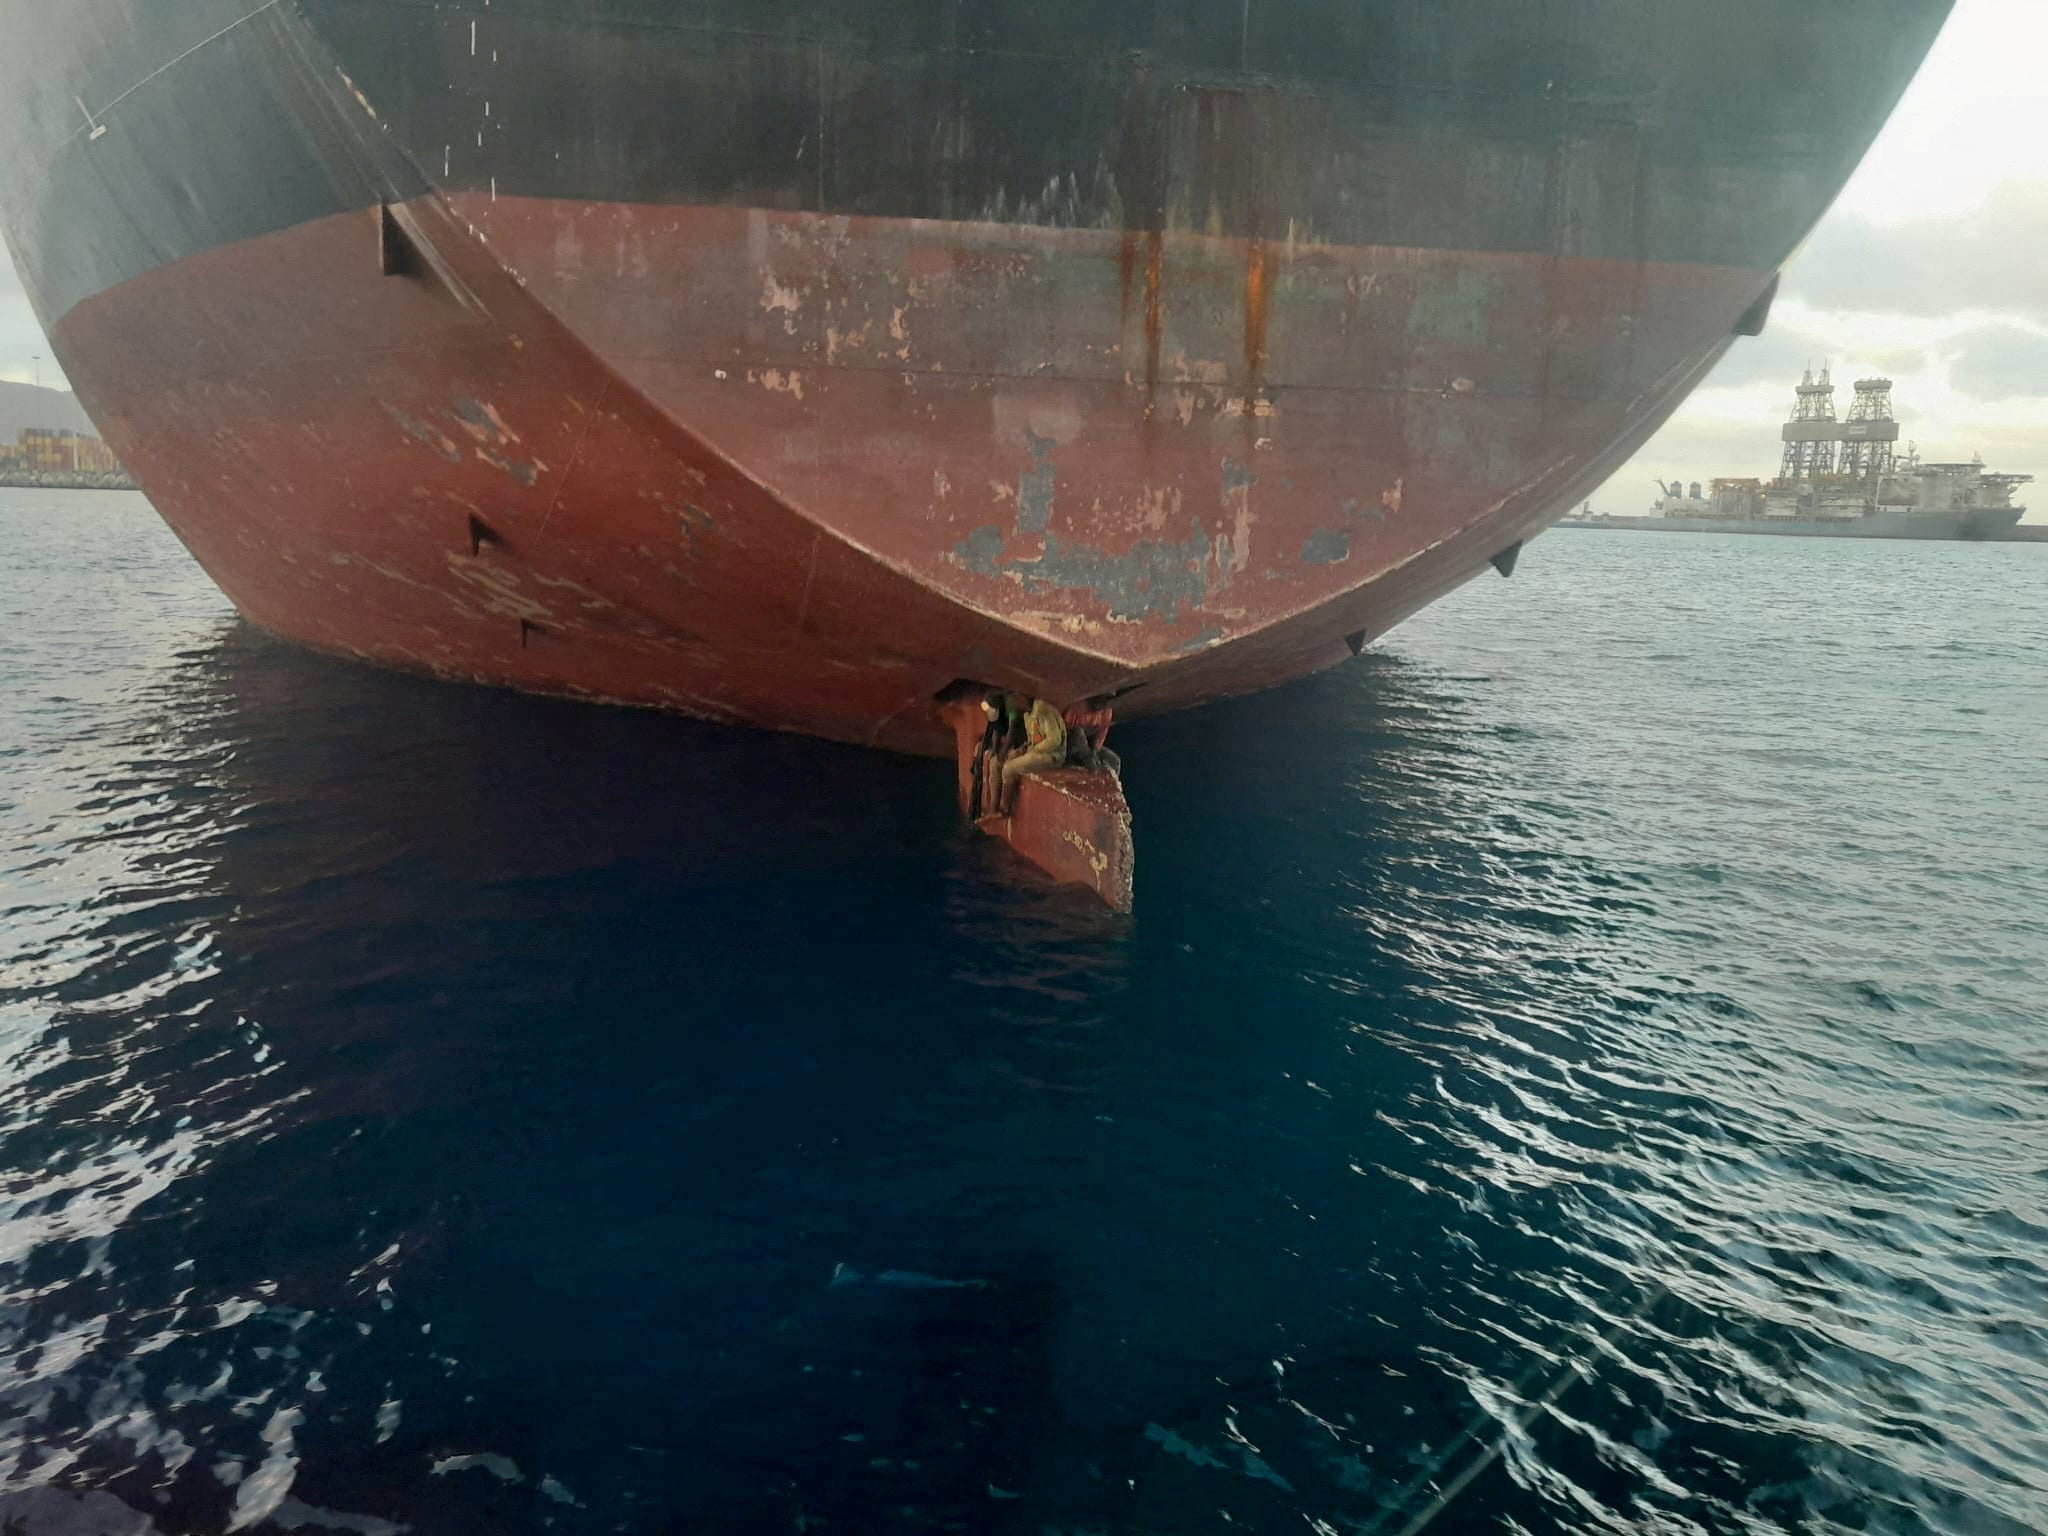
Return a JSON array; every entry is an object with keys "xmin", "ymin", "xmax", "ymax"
[{"xmin": 3, "ymin": 1, "xmax": 1951, "ymax": 330}]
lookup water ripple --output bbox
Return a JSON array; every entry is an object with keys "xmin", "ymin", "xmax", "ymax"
[{"xmin": 0, "ymin": 496, "xmax": 2042, "ymax": 1532}]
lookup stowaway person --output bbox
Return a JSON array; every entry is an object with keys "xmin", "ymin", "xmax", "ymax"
[
  {"xmin": 1062, "ymin": 695, "xmax": 1120, "ymax": 776},
  {"xmin": 998, "ymin": 697, "xmax": 1067, "ymax": 814}
]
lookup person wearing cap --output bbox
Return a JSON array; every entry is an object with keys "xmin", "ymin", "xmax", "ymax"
[{"xmin": 972, "ymin": 691, "xmax": 1024, "ymax": 818}]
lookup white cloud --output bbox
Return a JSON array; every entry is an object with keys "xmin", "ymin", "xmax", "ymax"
[
  {"xmin": 1832, "ymin": 0, "xmax": 2048, "ymax": 224},
  {"xmin": 1792, "ymin": 186, "xmax": 2048, "ymax": 324},
  {"xmin": 0, "ymin": 241, "xmax": 62, "ymax": 390},
  {"xmin": 1946, "ymin": 325, "xmax": 2048, "ymax": 401},
  {"xmin": 1599, "ymin": 0, "xmax": 2046, "ymax": 518}
]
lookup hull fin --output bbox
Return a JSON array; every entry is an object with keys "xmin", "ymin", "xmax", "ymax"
[
  {"xmin": 378, "ymin": 204, "xmax": 416, "ymax": 277},
  {"xmin": 1734, "ymin": 275, "xmax": 1780, "ymax": 338}
]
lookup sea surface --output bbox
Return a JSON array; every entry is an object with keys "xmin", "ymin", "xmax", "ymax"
[{"xmin": 0, "ymin": 487, "xmax": 2043, "ymax": 1536}]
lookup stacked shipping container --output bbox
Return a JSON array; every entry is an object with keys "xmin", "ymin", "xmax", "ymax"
[{"xmin": 0, "ymin": 427, "xmax": 123, "ymax": 475}]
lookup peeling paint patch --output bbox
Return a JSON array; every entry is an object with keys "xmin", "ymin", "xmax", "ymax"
[
  {"xmin": 382, "ymin": 406, "xmax": 462, "ymax": 465},
  {"xmin": 393, "ymin": 399, "xmax": 546, "ymax": 483},
  {"xmin": 1167, "ymin": 353, "xmax": 1228, "ymax": 388},
  {"xmin": 451, "ymin": 398, "xmax": 521, "ymax": 445},
  {"xmin": 477, "ymin": 449, "xmax": 541, "ymax": 487},
  {"xmin": 1136, "ymin": 484, "xmax": 1181, "ymax": 531},
  {"xmin": 955, "ymin": 524, "xmax": 1005, "ymax": 569},
  {"xmin": 1013, "ymin": 609, "xmax": 1108, "ymax": 639},
  {"xmin": 1017, "ymin": 431, "xmax": 1056, "ymax": 535},
  {"xmin": 1216, "ymin": 457, "xmax": 1258, "ymax": 589},
  {"xmin": 761, "ymin": 273, "xmax": 802, "ymax": 318},
  {"xmin": 1336, "ymin": 477, "xmax": 1404, "ymax": 528},
  {"xmin": 953, "ymin": 519, "xmax": 1214, "ymax": 623},
  {"xmin": 335, "ymin": 552, "xmax": 483, "ymax": 621},
  {"xmin": 1301, "ymin": 528, "xmax": 1351, "ymax": 564},
  {"xmin": 448, "ymin": 560, "xmax": 554, "ymax": 623},
  {"xmin": 1172, "ymin": 625, "xmax": 1225, "ymax": 654},
  {"xmin": 1406, "ymin": 270, "xmax": 1493, "ymax": 346},
  {"xmin": 823, "ymin": 319, "xmax": 874, "ymax": 364},
  {"xmin": 748, "ymin": 368, "xmax": 806, "ymax": 401},
  {"xmin": 669, "ymin": 500, "xmax": 718, "ymax": 566}
]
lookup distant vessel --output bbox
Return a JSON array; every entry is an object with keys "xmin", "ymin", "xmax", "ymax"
[{"xmin": 1562, "ymin": 372, "xmax": 2031, "ymax": 539}]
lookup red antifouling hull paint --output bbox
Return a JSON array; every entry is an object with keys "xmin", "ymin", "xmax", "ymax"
[{"xmin": 55, "ymin": 194, "xmax": 1756, "ymax": 758}]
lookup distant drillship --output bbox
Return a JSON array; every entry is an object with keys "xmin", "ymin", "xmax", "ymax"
[{"xmin": 1563, "ymin": 372, "xmax": 2031, "ymax": 540}]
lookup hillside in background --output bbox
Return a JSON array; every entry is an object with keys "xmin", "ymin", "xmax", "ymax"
[{"xmin": 0, "ymin": 380, "xmax": 92, "ymax": 440}]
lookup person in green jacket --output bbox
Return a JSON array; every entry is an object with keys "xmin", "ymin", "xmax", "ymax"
[{"xmin": 998, "ymin": 697, "xmax": 1067, "ymax": 814}]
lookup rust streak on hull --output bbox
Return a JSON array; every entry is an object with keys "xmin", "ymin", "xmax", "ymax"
[{"xmin": 1242, "ymin": 237, "xmax": 1270, "ymax": 392}]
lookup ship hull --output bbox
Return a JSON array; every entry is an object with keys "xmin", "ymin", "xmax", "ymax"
[
  {"xmin": 0, "ymin": 0, "xmax": 1954, "ymax": 755},
  {"xmin": 47, "ymin": 197, "xmax": 1749, "ymax": 754}
]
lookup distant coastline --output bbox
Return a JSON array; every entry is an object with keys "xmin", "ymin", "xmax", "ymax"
[
  {"xmin": 0, "ymin": 470, "xmax": 138, "ymax": 491},
  {"xmin": 1, "ymin": 383, "xmax": 132, "ymax": 488}
]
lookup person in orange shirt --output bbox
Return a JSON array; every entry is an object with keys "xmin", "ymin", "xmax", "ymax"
[{"xmin": 1062, "ymin": 695, "xmax": 1119, "ymax": 776}]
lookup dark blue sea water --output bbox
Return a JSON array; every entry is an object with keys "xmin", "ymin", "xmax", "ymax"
[{"xmin": 1, "ymin": 488, "xmax": 2044, "ymax": 1536}]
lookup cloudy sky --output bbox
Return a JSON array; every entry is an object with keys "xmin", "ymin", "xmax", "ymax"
[
  {"xmin": 3, "ymin": 0, "xmax": 2041, "ymax": 515},
  {"xmin": 1603, "ymin": 0, "xmax": 2048, "ymax": 513},
  {"xmin": 0, "ymin": 243, "xmax": 53, "ymax": 393}
]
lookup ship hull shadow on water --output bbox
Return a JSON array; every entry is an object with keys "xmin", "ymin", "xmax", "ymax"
[{"xmin": 0, "ymin": 615, "xmax": 1605, "ymax": 1535}]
